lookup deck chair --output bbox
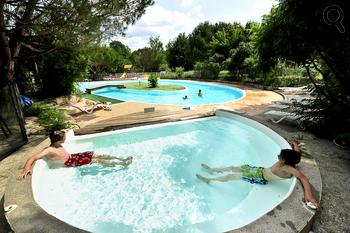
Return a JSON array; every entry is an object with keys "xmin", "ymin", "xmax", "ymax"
[
  {"xmin": 71, "ymin": 101, "xmax": 110, "ymax": 114},
  {"xmin": 264, "ymin": 110, "xmax": 300, "ymax": 124}
]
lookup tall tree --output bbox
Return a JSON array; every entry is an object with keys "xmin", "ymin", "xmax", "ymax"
[
  {"xmin": 256, "ymin": 0, "xmax": 350, "ymax": 135},
  {"xmin": 166, "ymin": 33, "xmax": 193, "ymax": 70},
  {"xmin": 0, "ymin": 0, "xmax": 154, "ymax": 87},
  {"xmin": 131, "ymin": 36, "xmax": 165, "ymax": 72}
]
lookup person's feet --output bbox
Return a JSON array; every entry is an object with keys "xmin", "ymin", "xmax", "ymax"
[
  {"xmin": 201, "ymin": 163, "xmax": 214, "ymax": 174},
  {"xmin": 121, "ymin": 159, "xmax": 133, "ymax": 168},
  {"xmin": 196, "ymin": 174, "xmax": 210, "ymax": 184}
]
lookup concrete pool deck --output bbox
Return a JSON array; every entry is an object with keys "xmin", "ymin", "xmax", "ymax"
[{"xmin": 0, "ymin": 83, "xmax": 349, "ymax": 232}]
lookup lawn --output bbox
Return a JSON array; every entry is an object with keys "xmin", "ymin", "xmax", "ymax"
[
  {"xmin": 124, "ymin": 82, "xmax": 185, "ymax": 91},
  {"xmin": 81, "ymin": 93, "xmax": 123, "ymax": 104}
]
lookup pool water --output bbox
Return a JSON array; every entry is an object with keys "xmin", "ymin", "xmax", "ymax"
[
  {"xmin": 78, "ymin": 80, "xmax": 244, "ymax": 105},
  {"xmin": 32, "ymin": 113, "xmax": 294, "ymax": 233}
]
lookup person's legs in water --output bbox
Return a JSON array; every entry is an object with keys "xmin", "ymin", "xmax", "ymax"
[
  {"xmin": 92, "ymin": 155, "xmax": 133, "ymax": 167},
  {"xmin": 196, "ymin": 173, "xmax": 242, "ymax": 184},
  {"xmin": 95, "ymin": 155, "xmax": 133, "ymax": 162},
  {"xmin": 201, "ymin": 163, "xmax": 242, "ymax": 174}
]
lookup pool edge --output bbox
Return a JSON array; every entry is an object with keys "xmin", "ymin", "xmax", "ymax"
[{"xmin": 4, "ymin": 111, "xmax": 321, "ymax": 233}]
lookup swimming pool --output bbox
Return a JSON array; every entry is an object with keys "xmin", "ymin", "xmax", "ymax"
[
  {"xmin": 32, "ymin": 111, "xmax": 295, "ymax": 233},
  {"xmin": 78, "ymin": 80, "xmax": 244, "ymax": 105}
]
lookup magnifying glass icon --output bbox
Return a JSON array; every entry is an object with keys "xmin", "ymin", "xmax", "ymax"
[{"xmin": 323, "ymin": 5, "xmax": 345, "ymax": 33}]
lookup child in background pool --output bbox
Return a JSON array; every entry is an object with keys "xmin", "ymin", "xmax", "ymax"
[
  {"xmin": 196, "ymin": 140, "xmax": 319, "ymax": 209},
  {"xmin": 18, "ymin": 130, "xmax": 133, "ymax": 180},
  {"xmin": 198, "ymin": 89, "xmax": 203, "ymax": 97}
]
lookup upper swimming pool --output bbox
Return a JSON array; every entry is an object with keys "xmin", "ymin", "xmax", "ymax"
[
  {"xmin": 32, "ymin": 111, "xmax": 295, "ymax": 233},
  {"xmin": 77, "ymin": 80, "xmax": 245, "ymax": 105}
]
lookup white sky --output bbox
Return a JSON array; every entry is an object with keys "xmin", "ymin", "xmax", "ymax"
[{"xmin": 116, "ymin": 0, "xmax": 278, "ymax": 51}]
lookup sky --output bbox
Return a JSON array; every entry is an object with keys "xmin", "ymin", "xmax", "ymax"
[{"xmin": 116, "ymin": 0, "xmax": 278, "ymax": 51}]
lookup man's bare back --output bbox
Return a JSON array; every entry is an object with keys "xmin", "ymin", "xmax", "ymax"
[{"xmin": 44, "ymin": 146, "xmax": 70, "ymax": 163}]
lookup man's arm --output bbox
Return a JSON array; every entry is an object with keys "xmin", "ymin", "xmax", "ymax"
[
  {"xmin": 286, "ymin": 166, "xmax": 320, "ymax": 209},
  {"xmin": 17, "ymin": 147, "xmax": 51, "ymax": 180}
]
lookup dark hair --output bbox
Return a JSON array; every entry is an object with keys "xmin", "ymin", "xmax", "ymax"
[
  {"xmin": 280, "ymin": 149, "xmax": 301, "ymax": 167},
  {"xmin": 49, "ymin": 130, "xmax": 65, "ymax": 147}
]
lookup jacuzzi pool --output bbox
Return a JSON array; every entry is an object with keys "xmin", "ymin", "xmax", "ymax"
[{"xmin": 32, "ymin": 111, "xmax": 295, "ymax": 233}]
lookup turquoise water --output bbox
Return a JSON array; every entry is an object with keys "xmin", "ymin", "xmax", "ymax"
[
  {"xmin": 78, "ymin": 80, "xmax": 244, "ymax": 105},
  {"xmin": 33, "ymin": 116, "xmax": 293, "ymax": 233}
]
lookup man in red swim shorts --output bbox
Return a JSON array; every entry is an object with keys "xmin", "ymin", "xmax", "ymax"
[{"xmin": 18, "ymin": 130, "xmax": 133, "ymax": 179}]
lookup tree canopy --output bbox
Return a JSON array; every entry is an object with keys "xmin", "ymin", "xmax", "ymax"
[{"xmin": 0, "ymin": 0, "xmax": 154, "ymax": 87}]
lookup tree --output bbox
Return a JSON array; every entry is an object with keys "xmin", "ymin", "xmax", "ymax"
[
  {"xmin": 210, "ymin": 22, "xmax": 246, "ymax": 59},
  {"xmin": 0, "ymin": 0, "xmax": 154, "ymax": 87},
  {"xmin": 256, "ymin": 0, "xmax": 350, "ymax": 136},
  {"xmin": 188, "ymin": 21, "xmax": 217, "ymax": 62},
  {"xmin": 110, "ymin": 40, "xmax": 131, "ymax": 60},
  {"xmin": 131, "ymin": 36, "xmax": 165, "ymax": 72},
  {"xmin": 166, "ymin": 33, "xmax": 193, "ymax": 70}
]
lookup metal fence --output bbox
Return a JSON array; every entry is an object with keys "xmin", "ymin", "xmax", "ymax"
[{"xmin": 0, "ymin": 82, "xmax": 27, "ymax": 160}]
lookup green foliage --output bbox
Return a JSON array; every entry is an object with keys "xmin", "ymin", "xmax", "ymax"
[
  {"xmin": 183, "ymin": 71, "xmax": 200, "ymax": 79},
  {"xmin": 39, "ymin": 48, "xmax": 90, "ymax": 98},
  {"xmin": 210, "ymin": 22, "xmax": 246, "ymax": 59},
  {"xmin": 175, "ymin": 67, "xmax": 185, "ymax": 79},
  {"xmin": 218, "ymin": 70, "xmax": 235, "ymax": 81},
  {"xmin": 124, "ymin": 82, "xmax": 184, "ymax": 91},
  {"xmin": 166, "ymin": 33, "xmax": 193, "ymax": 70},
  {"xmin": 131, "ymin": 36, "xmax": 165, "ymax": 72},
  {"xmin": 256, "ymin": 0, "xmax": 350, "ymax": 136},
  {"xmin": 109, "ymin": 41, "xmax": 131, "ymax": 60},
  {"xmin": 161, "ymin": 72, "xmax": 178, "ymax": 79},
  {"xmin": 24, "ymin": 103, "xmax": 72, "ymax": 132},
  {"xmin": 148, "ymin": 74, "xmax": 158, "ymax": 88},
  {"xmin": 1, "ymin": 0, "xmax": 154, "ymax": 87}
]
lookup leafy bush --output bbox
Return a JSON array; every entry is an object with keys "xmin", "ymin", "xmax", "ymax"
[
  {"xmin": 183, "ymin": 71, "xmax": 200, "ymax": 79},
  {"xmin": 175, "ymin": 67, "xmax": 185, "ymax": 79},
  {"xmin": 161, "ymin": 72, "xmax": 177, "ymax": 79},
  {"xmin": 24, "ymin": 103, "xmax": 72, "ymax": 132},
  {"xmin": 148, "ymin": 74, "xmax": 158, "ymax": 88},
  {"xmin": 218, "ymin": 70, "xmax": 235, "ymax": 81}
]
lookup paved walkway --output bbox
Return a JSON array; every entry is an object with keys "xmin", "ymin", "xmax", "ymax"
[{"xmin": 1, "ymin": 84, "xmax": 349, "ymax": 233}]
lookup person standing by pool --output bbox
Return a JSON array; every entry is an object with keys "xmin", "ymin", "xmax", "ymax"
[
  {"xmin": 196, "ymin": 140, "xmax": 320, "ymax": 209},
  {"xmin": 18, "ymin": 130, "xmax": 133, "ymax": 179},
  {"xmin": 198, "ymin": 89, "xmax": 203, "ymax": 97}
]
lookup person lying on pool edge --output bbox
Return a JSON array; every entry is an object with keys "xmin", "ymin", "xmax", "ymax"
[
  {"xmin": 196, "ymin": 139, "xmax": 319, "ymax": 209},
  {"xmin": 18, "ymin": 130, "xmax": 133, "ymax": 180}
]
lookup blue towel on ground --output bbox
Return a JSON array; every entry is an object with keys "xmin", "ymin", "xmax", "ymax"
[{"xmin": 20, "ymin": 95, "xmax": 33, "ymax": 107}]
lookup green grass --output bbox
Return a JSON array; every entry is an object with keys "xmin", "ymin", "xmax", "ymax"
[
  {"xmin": 81, "ymin": 93, "xmax": 123, "ymax": 104},
  {"xmin": 124, "ymin": 82, "xmax": 185, "ymax": 91}
]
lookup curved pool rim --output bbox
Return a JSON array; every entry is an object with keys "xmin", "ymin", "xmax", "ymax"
[
  {"xmin": 31, "ymin": 110, "xmax": 296, "ymax": 232},
  {"xmin": 77, "ymin": 79, "xmax": 246, "ymax": 106},
  {"xmin": 4, "ymin": 110, "xmax": 321, "ymax": 233}
]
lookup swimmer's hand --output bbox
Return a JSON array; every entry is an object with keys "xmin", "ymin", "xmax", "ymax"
[
  {"xmin": 17, "ymin": 169, "xmax": 31, "ymax": 180},
  {"xmin": 305, "ymin": 195, "xmax": 320, "ymax": 210}
]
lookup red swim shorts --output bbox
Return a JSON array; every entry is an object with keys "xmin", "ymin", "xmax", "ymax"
[{"xmin": 64, "ymin": 151, "xmax": 94, "ymax": 167}]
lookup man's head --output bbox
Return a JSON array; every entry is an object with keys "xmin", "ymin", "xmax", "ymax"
[
  {"xmin": 279, "ymin": 149, "xmax": 301, "ymax": 167},
  {"xmin": 49, "ymin": 130, "xmax": 66, "ymax": 146}
]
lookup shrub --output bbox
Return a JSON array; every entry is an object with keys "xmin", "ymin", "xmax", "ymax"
[
  {"xmin": 183, "ymin": 70, "xmax": 200, "ymax": 79},
  {"xmin": 162, "ymin": 72, "xmax": 177, "ymax": 79},
  {"xmin": 218, "ymin": 70, "xmax": 235, "ymax": 81},
  {"xmin": 24, "ymin": 102, "xmax": 72, "ymax": 132},
  {"xmin": 175, "ymin": 67, "xmax": 185, "ymax": 79},
  {"xmin": 148, "ymin": 74, "xmax": 158, "ymax": 88}
]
